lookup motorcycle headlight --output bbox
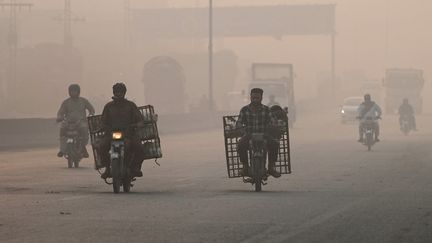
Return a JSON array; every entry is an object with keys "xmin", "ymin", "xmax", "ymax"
[
  {"xmin": 112, "ymin": 132, "xmax": 123, "ymax": 140},
  {"xmin": 341, "ymin": 109, "xmax": 345, "ymax": 114}
]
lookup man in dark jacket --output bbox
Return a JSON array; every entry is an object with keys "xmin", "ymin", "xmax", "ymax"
[
  {"xmin": 99, "ymin": 83, "xmax": 146, "ymax": 179},
  {"xmin": 57, "ymin": 84, "xmax": 95, "ymax": 158}
]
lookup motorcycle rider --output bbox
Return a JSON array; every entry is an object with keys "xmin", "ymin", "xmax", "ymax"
[
  {"xmin": 398, "ymin": 98, "xmax": 417, "ymax": 131},
  {"xmin": 357, "ymin": 94, "xmax": 382, "ymax": 142},
  {"xmin": 236, "ymin": 88, "xmax": 281, "ymax": 178},
  {"xmin": 99, "ymin": 82, "xmax": 146, "ymax": 179},
  {"xmin": 56, "ymin": 84, "xmax": 95, "ymax": 158}
]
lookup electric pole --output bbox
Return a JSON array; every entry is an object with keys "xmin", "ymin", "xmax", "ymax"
[
  {"xmin": 52, "ymin": 0, "xmax": 85, "ymax": 85},
  {"xmin": 0, "ymin": 0, "xmax": 32, "ymax": 100},
  {"xmin": 124, "ymin": 0, "xmax": 131, "ymax": 48},
  {"xmin": 208, "ymin": 0, "xmax": 214, "ymax": 111},
  {"xmin": 53, "ymin": 0, "xmax": 85, "ymax": 50}
]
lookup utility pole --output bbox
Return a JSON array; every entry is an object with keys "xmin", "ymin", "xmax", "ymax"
[
  {"xmin": 0, "ymin": 0, "xmax": 32, "ymax": 100},
  {"xmin": 208, "ymin": 0, "xmax": 214, "ymax": 111},
  {"xmin": 124, "ymin": 0, "xmax": 131, "ymax": 48},
  {"xmin": 53, "ymin": 0, "xmax": 85, "ymax": 50},
  {"xmin": 64, "ymin": 0, "xmax": 72, "ymax": 48},
  {"xmin": 52, "ymin": 0, "xmax": 85, "ymax": 84}
]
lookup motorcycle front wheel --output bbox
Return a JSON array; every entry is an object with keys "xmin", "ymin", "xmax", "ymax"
[
  {"xmin": 111, "ymin": 159, "xmax": 121, "ymax": 193},
  {"xmin": 67, "ymin": 157, "xmax": 73, "ymax": 168},
  {"xmin": 253, "ymin": 163, "xmax": 262, "ymax": 192},
  {"xmin": 254, "ymin": 180, "xmax": 262, "ymax": 192},
  {"xmin": 366, "ymin": 133, "xmax": 373, "ymax": 151}
]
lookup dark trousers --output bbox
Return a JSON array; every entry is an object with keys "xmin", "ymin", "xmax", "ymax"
[
  {"xmin": 238, "ymin": 135, "xmax": 279, "ymax": 168},
  {"xmin": 99, "ymin": 136, "xmax": 145, "ymax": 171}
]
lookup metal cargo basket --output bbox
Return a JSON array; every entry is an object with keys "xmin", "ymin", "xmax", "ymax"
[
  {"xmin": 87, "ymin": 105, "xmax": 162, "ymax": 169},
  {"xmin": 87, "ymin": 115, "xmax": 105, "ymax": 169},
  {"xmin": 222, "ymin": 115, "xmax": 291, "ymax": 178},
  {"xmin": 138, "ymin": 105, "xmax": 162, "ymax": 160}
]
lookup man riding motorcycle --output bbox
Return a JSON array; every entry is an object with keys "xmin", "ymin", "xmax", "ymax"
[
  {"xmin": 398, "ymin": 98, "xmax": 417, "ymax": 131},
  {"xmin": 357, "ymin": 94, "xmax": 382, "ymax": 142},
  {"xmin": 99, "ymin": 82, "xmax": 146, "ymax": 179},
  {"xmin": 57, "ymin": 84, "xmax": 95, "ymax": 158},
  {"xmin": 236, "ymin": 88, "xmax": 281, "ymax": 178}
]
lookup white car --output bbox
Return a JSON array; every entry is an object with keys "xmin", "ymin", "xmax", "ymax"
[{"xmin": 340, "ymin": 97, "xmax": 363, "ymax": 123}]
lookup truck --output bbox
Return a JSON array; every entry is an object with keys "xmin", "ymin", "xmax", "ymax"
[
  {"xmin": 383, "ymin": 68, "xmax": 425, "ymax": 114},
  {"xmin": 249, "ymin": 63, "xmax": 296, "ymax": 127}
]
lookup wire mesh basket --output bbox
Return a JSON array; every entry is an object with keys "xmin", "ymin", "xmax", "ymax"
[
  {"xmin": 87, "ymin": 105, "xmax": 162, "ymax": 169},
  {"xmin": 222, "ymin": 115, "xmax": 291, "ymax": 178}
]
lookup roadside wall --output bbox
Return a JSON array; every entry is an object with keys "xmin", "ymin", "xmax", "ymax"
[{"xmin": 0, "ymin": 112, "xmax": 227, "ymax": 150}]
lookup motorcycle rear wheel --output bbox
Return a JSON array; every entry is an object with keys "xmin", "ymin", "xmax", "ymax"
[{"xmin": 123, "ymin": 178, "xmax": 131, "ymax": 192}]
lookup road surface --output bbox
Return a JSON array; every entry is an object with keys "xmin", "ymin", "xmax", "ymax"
[{"xmin": 1, "ymin": 113, "xmax": 432, "ymax": 242}]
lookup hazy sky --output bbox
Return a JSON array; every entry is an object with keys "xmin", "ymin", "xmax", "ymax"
[
  {"xmin": 29, "ymin": 0, "xmax": 431, "ymax": 80},
  {"xmin": 1, "ymin": 0, "xmax": 431, "ymax": 116}
]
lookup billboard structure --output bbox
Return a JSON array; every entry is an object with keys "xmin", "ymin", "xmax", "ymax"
[
  {"xmin": 132, "ymin": 5, "xmax": 335, "ymax": 38},
  {"xmin": 132, "ymin": 5, "xmax": 337, "ymax": 104}
]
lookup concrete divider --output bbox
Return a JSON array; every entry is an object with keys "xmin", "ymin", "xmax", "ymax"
[{"xmin": 0, "ymin": 111, "xmax": 229, "ymax": 150}]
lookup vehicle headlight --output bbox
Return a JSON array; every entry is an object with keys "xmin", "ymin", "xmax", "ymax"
[
  {"xmin": 341, "ymin": 109, "xmax": 345, "ymax": 114},
  {"xmin": 112, "ymin": 132, "xmax": 123, "ymax": 140}
]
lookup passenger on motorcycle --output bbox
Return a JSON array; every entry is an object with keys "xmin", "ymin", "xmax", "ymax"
[
  {"xmin": 99, "ymin": 83, "xmax": 146, "ymax": 179},
  {"xmin": 268, "ymin": 105, "xmax": 288, "ymax": 140},
  {"xmin": 236, "ymin": 88, "xmax": 281, "ymax": 178},
  {"xmin": 56, "ymin": 84, "xmax": 95, "ymax": 158},
  {"xmin": 398, "ymin": 98, "xmax": 417, "ymax": 131},
  {"xmin": 357, "ymin": 94, "xmax": 382, "ymax": 142}
]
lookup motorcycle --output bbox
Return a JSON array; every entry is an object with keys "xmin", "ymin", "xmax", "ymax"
[
  {"xmin": 62, "ymin": 120, "xmax": 84, "ymax": 168},
  {"xmin": 247, "ymin": 133, "xmax": 269, "ymax": 192},
  {"xmin": 400, "ymin": 115, "xmax": 411, "ymax": 135},
  {"xmin": 87, "ymin": 105, "xmax": 162, "ymax": 194},
  {"xmin": 109, "ymin": 129, "xmax": 134, "ymax": 193},
  {"xmin": 361, "ymin": 116, "xmax": 378, "ymax": 151},
  {"xmin": 223, "ymin": 115, "xmax": 291, "ymax": 192}
]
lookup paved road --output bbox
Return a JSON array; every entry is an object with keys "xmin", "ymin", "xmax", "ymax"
[{"xmin": 1, "ymin": 113, "xmax": 432, "ymax": 243}]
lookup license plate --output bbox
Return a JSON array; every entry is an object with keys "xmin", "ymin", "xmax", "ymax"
[
  {"xmin": 110, "ymin": 152, "xmax": 119, "ymax": 159},
  {"xmin": 66, "ymin": 138, "xmax": 74, "ymax": 143}
]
